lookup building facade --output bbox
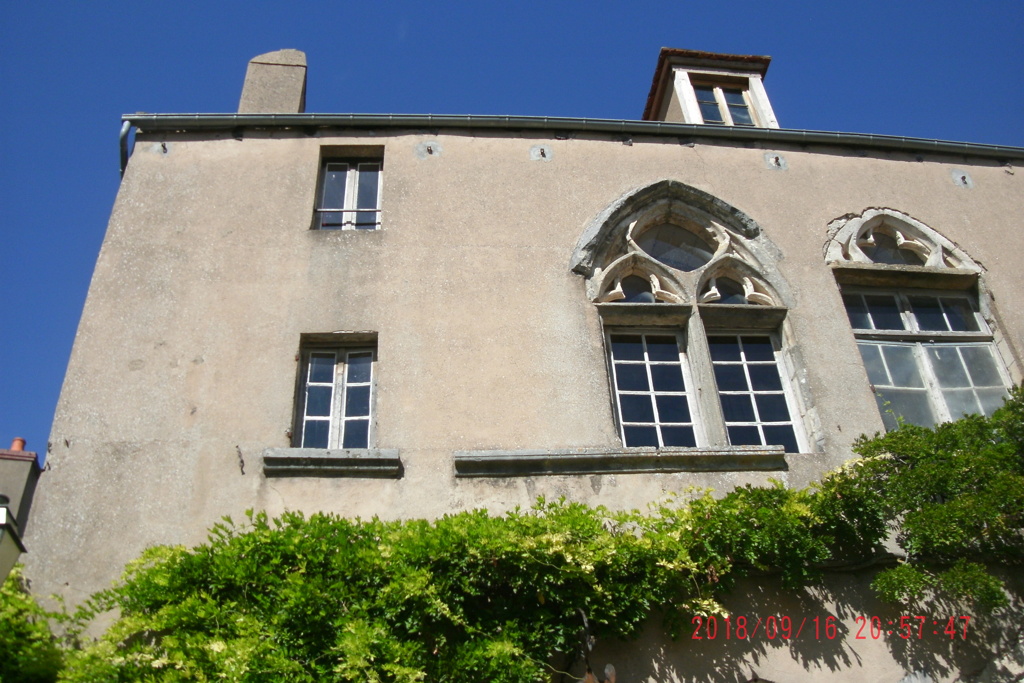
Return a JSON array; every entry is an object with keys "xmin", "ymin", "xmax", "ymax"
[{"xmin": 26, "ymin": 49, "xmax": 1024, "ymax": 681}]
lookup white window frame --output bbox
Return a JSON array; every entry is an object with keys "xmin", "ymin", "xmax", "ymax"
[
  {"xmin": 314, "ymin": 160, "xmax": 382, "ymax": 230},
  {"xmin": 691, "ymin": 83, "xmax": 757, "ymax": 127},
  {"xmin": 671, "ymin": 69, "xmax": 778, "ymax": 128},
  {"xmin": 705, "ymin": 331, "xmax": 804, "ymax": 454},
  {"xmin": 605, "ymin": 329, "xmax": 702, "ymax": 448},
  {"xmin": 296, "ymin": 347, "xmax": 377, "ymax": 449},
  {"xmin": 842, "ymin": 287, "xmax": 1011, "ymax": 429},
  {"xmin": 604, "ymin": 325, "xmax": 805, "ymax": 453}
]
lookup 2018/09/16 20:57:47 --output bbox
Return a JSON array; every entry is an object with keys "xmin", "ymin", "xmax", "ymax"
[{"xmin": 690, "ymin": 615, "xmax": 971, "ymax": 641}]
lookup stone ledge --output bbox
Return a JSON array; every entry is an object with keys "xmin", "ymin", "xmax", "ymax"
[
  {"xmin": 453, "ymin": 446, "xmax": 787, "ymax": 477},
  {"xmin": 263, "ymin": 448, "xmax": 402, "ymax": 478}
]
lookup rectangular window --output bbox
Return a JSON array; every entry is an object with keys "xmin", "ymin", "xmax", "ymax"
[
  {"xmin": 843, "ymin": 289, "xmax": 1009, "ymax": 429},
  {"xmin": 315, "ymin": 160, "xmax": 382, "ymax": 230},
  {"xmin": 708, "ymin": 334, "xmax": 799, "ymax": 453},
  {"xmin": 692, "ymin": 83, "xmax": 756, "ymax": 127},
  {"xmin": 606, "ymin": 328, "xmax": 802, "ymax": 452},
  {"xmin": 297, "ymin": 347, "xmax": 376, "ymax": 449},
  {"xmin": 608, "ymin": 332, "xmax": 697, "ymax": 447}
]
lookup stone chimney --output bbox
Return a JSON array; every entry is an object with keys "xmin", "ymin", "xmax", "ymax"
[{"xmin": 238, "ymin": 49, "xmax": 307, "ymax": 114}]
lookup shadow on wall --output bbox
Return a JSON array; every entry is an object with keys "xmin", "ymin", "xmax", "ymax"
[{"xmin": 577, "ymin": 570, "xmax": 1023, "ymax": 683}]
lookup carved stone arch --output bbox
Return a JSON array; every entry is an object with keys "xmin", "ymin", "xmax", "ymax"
[
  {"xmin": 697, "ymin": 256, "xmax": 779, "ymax": 306},
  {"xmin": 590, "ymin": 251, "xmax": 686, "ymax": 303},
  {"xmin": 570, "ymin": 179, "xmax": 761, "ymax": 277},
  {"xmin": 825, "ymin": 208, "xmax": 980, "ymax": 271}
]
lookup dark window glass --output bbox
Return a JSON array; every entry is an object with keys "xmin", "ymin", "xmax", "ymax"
[
  {"xmin": 661, "ymin": 426, "xmax": 697, "ymax": 447},
  {"xmin": 727, "ymin": 425, "xmax": 762, "ymax": 446},
  {"xmin": 347, "ymin": 352, "xmax": 373, "ymax": 383},
  {"xmin": 843, "ymin": 294, "xmax": 871, "ymax": 329},
  {"xmin": 342, "ymin": 420, "xmax": 369, "ymax": 449},
  {"xmin": 763, "ymin": 425, "xmax": 799, "ymax": 453},
  {"xmin": 635, "ymin": 224, "xmax": 717, "ymax": 272},
  {"xmin": 620, "ymin": 394, "xmax": 656, "ymax": 423},
  {"xmin": 720, "ymin": 394, "xmax": 755, "ymax": 421},
  {"xmin": 755, "ymin": 394, "xmax": 791, "ymax": 422},
  {"xmin": 302, "ymin": 421, "xmax": 329, "ymax": 449},
  {"xmin": 650, "ymin": 365, "xmax": 685, "ymax": 392},
  {"xmin": 345, "ymin": 386, "xmax": 371, "ymax": 417},
  {"xmin": 646, "ymin": 336, "xmax": 681, "ymax": 362},
  {"xmin": 610, "ymin": 335, "xmax": 645, "ymax": 361},
  {"xmin": 714, "ymin": 364, "xmax": 748, "ymax": 392},
  {"xmin": 624, "ymin": 426, "xmax": 659, "ymax": 447},
  {"xmin": 308, "ymin": 353, "xmax": 336, "ymax": 383},
  {"xmin": 741, "ymin": 337, "xmax": 774, "ymax": 362},
  {"xmin": 621, "ymin": 275, "xmax": 655, "ymax": 303},
  {"xmin": 615, "ymin": 364, "xmax": 650, "ymax": 391},
  {"xmin": 306, "ymin": 386, "xmax": 333, "ymax": 417},
  {"xmin": 656, "ymin": 395, "xmax": 691, "ymax": 423},
  {"xmin": 707, "ymin": 336, "xmax": 741, "ymax": 362},
  {"xmin": 908, "ymin": 296, "xmax": 948, "ymax": 331},
  {"xmin": 864, "ymin": 295, "xmax": 905, "ymax": 330},
  {"xmin": 748, "ymin": 365, "xmax": 783, "ymax": 391}
]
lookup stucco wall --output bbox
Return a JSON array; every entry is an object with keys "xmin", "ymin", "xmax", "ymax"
[{"xmin": 25, "ymin": 128, "xmax": 1023, "ymax": 678}]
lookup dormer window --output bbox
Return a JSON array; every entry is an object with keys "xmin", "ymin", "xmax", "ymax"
[{"xmin": 642, "ymin": 49, "xmax": 779, "ymax": 128}]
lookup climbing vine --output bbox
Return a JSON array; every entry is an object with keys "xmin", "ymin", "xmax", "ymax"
[{"xmin": 5, "ymin": 389, "xmax": 1021, "ymax": 681}]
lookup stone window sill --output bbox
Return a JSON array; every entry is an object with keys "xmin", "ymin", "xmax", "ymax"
[
  {"xmin": 453, "ymin": 446, "xmax": 787, "ymax": 477},
  {"xmin": 263, "ymin": 448, "xmax": 402, "ymax": 478}
]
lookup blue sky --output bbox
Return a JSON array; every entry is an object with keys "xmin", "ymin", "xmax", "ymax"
[{"xmin": 1, "ymin": 1, "xmax": 1022, "ymax": 462}]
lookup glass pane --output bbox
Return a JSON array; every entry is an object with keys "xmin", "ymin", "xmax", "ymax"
[
  {"xmin": 941, "ymin": 298, "xmax": 978, "ymax": 332},
  {"xmin": 624, "ymin": 426, "xmax": 658, "ymax": 447},
  {"xmin": 661, "ymin": 426, "xmax": 696, "ymax": 447},
  {"xmin": 873, "ymin": 393, "xmax": 899, "ymax": 432},
  {"xmin": 615, "ymin": 364, "xmax": 649, "ymax": 391},
  {"xmin": 727, "ymin": 425, "xmax": 762, "ymax": 446},
  {"xmin": 722, "ymin": 89, "xmax": 746, "ymax": 105},
  {"xmin": 621, "ymin": 275, "xmax": 655, "ymax": 303},
  {"xmin": 959, "ymin": 346, "xmax": 1004, "ymax": 386},
  {"xmin": 755, "ymin": 394, "xmax": 791, "ymax": 422},
  {"xmin": 927, "ymin": 347, "xmax": 970, "ymax": 388},
  {"xmin": 346, "ymin": 352, "xmax": 373, "ymax": 383},
  {"xmin": 342, "ymin": 420, "xmax": 369, "ymax": 449},
  {"xmin": 857, "ymin": 344, "xmax": 890, "ymax": 386},
  {"xmin": 720, "ymin": 393, "xmax": 755, "ymax": 422},
  {"xmin": 709, "ymin": 277, "xmax": 747, "ymax": 304},
  {"xmin": 699, "ymin": 101, "xmax": 724, "ymax": 124},
  {"xmin": 864, "ymin": 295, "xmax": 905, "ymax": 330},
  {"xmin": 620, "ymin": 394, "xmax": 656, "ymax": 423},
  {"xmin": 843, "ymin": 294, "xmax": 870, "ymax": 329},
  {"xmin": 694, "ymin": 86, "xmax": 716, "ymax": 102},
  {"xmin": 976, "ymin": 388, "xmax": 1008, "ymax": 416},
  {"xmin": 878, "ymin": 388, "xmax": 935, "ymax": 428},
  {"xmin": 728, "ymin": 104, "xmax": 754, "ymax": 126},
  {"xmin": 862, "ymin": 233, "xmax": 924, "ymax": 266},
  {"xmin": 942, "ymin": 389, "xmax": 981, "ymax": 419},
  {"xmin": 714, "ymin": 364, "xmax": 748, "ymax": 392},
  {"xmin": 302, "ymin": 420, "xmax": 329, "ymax": 448},
  {"xmin": 748, "ymin": 365, "xmax": 783, "ymax": 391},
  {"xmin": 646, "ymin": 336, "xmax": 680, "ymax": 362},
  {"xmin": 707, "ymin": 336, "xmax": 741, "ymax": 362},
  {"xmin": 881, "ymin": 345, "xmax": 924, "ymax": 387},
  {"xmin": 345, "ymin": 386, "xmax": 371, "ymax": 417},
  {"xmin": 763, "ymin": 425, "xmax": 799, "ymax": 453},
  {"xmin": 305, "ymin": 386, "xmax": 333, "ymax": 417},
  {"xmin": 656, "ymin": 395, "xmax": 691, "ymax": 423},
  {"xmin": 308, "ymin": 353, "xmax": 336, "ymax": 383},
  {"xmin": 909, "ymin": 296, "xmax": 948, "ymax": 331},
  {"xmin": 356, "ymin": 164, "xmax": 380, "ymax": 209},
  {"xmin": 741, "ymin": 337, "xmax": 774, "ymax": 362},
  {"xmin": 610, "ymin": 335, "xmax": 645, "ymax": 361},
  {"xmin": 635, "ymin": 224, "xmax": 717, "ymax": 272},
  {"xmin": 320, "ymin": 164, "xmax": 348, "ymax": 209},
  {"xmin": 650, "ymin": 364, "xmax": 685, "ymax": 392}
]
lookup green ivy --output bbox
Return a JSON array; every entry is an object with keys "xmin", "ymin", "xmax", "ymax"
[
  {"xmin": 0, "ymin": 565, "xmax": 64, "ymax": 683},
  {"xmin": 8, "ymin": 388, "xmax": 1022, "ymax": 681}
]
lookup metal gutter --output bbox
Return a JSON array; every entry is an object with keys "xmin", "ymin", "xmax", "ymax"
[{"xmin": 119, "ymin": 112, "xmax": 1024, "ymax": 175}]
